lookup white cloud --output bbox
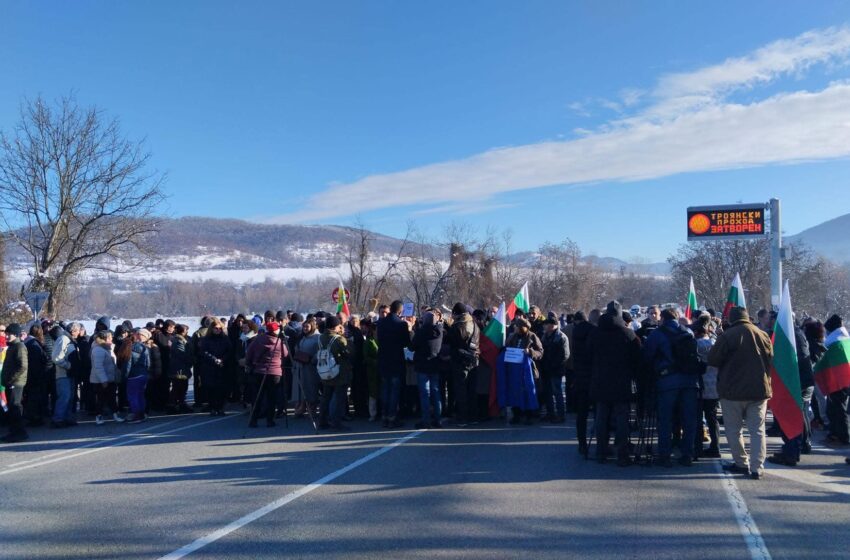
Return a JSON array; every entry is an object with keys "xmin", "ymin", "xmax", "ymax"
[{"xmin": 273, "ymin": 26, "xmax": 850, "ymax": 223}]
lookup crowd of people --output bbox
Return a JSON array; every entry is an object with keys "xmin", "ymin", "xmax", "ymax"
[{"xmin": 1, "ymin": 300, "xmax": 849, "ymax": 480}]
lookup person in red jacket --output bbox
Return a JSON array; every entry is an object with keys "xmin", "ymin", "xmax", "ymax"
[{"xmin": 246, "ymin": 322, "xmax": 288, "ymax": 428}]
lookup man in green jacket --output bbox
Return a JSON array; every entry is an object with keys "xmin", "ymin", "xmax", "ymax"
[
  {"xmin": 708, "ymin": 307, "xmax": 773, "ymax": 479},
  {"xmin": 2, "ymin": 324, "xmax": 29, "ymax": 443}
]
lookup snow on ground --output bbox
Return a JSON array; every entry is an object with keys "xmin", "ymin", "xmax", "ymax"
[{"xmin": 78, "ymin": 317, "xmax": 203, "ymax": 335}]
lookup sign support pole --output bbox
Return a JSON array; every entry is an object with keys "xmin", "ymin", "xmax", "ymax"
[{"xmin": 769, "ymin": 198, "xmax": 782, "ymax": 310}]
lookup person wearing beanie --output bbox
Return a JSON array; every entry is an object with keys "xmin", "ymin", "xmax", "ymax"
[
  {"xmin": 540, "ymin": 317, "xmax": 570, "ymax": 424},
  {"xmin": 708, "ymin": 307, "xmax": 774, "ymax": 480},
  {"xmin": 125, "ymin": 328, "xmax": 153, "ymax": 423},
  {"xmin": 822, "ymin": 314, "xmax": 850, "ymax": 446},
  {"xmin": 2, "ymin": 323, "xmax": 29, "ymax": 443}
]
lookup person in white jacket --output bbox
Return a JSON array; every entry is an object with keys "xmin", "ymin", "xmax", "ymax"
[
  {"xmin": 90, "ymin": 330, "xmax": 124, "ymax": 425},
  {"xmin": 50, "ymin": 326, "xmax": 77, "ymax": 428}
]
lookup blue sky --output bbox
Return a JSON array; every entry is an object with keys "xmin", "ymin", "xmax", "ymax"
[{"xmin": 3, "ymin": 1, "xmax": 850, "ymax": 261}]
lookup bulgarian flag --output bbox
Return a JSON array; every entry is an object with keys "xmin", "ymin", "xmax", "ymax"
[
  {"xmin": 483, "ymin": 302, "xmax": 507, "ymax": 417},
  {"xmin": 0, "ymin": 385, "xmax": 7, "ymax": 412},
  {"xmin": 336, "ymin": 280, "xmax": 350, "ymax": 316},
  {"xmin": 768, "ymin": 282, "xmax": 804, "ymax": 440},
  {"xmin": 685, "ymin": 277, "xmax": 698, "ymax": 320},
  {"xmin": 505, "ymin": 282, "xmax": 530, "ymax": 321},
  {"xmin": 722, "ymin": 273, "xmax": 747, "ymax": 319},
  {"xmin": 814, "ymin": 336, "xmax": 850, "ymax": 396}
]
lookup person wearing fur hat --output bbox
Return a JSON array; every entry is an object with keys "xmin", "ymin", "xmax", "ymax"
[{"xmin": 2, "ymin": 324, "xmax": 29, "ymax": 443}]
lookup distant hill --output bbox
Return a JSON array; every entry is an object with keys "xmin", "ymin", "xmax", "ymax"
[
  {"xmin": 787, "ymin": 213, "xmax": 850, "ymax": 263},
  {"xmin": 5, "ymin": 216, "xmax": 671, "ymax": 286}
]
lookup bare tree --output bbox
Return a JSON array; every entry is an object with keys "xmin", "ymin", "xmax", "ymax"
[
  {"xmin": 338, "ymin": 219, "xmax": 413, "ymax": 314},
  {"xmin": 0, "ymin": 95, "xmax": 166, "ymax": 315}
]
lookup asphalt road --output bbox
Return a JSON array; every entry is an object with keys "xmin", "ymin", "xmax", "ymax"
[{"xmin": 1, "ymin": 408, "xmax": 849, "ymax": 560}]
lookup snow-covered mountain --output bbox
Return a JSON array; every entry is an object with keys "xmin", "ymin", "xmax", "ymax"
[{"xmin": 5, "ymin": 217, "xmax": 410, "ymax": 286}]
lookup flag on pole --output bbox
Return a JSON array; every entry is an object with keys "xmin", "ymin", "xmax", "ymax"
[
  {"xmin": 768, "ymin": 281, "xmax": 804, "ymax": 440},
  {"xmin": 723, "ymin": 273, "xmax": 747, "ymax": 319},
  {"xmin": 685, "ymin": 277, "xmax": 698, "ymax": 320},
  {"xmin": 482, "ymin": 302, "xmax": 507, "ymax": 417},
  {"xmin": 336, "ymin": 280, "xmax": 350, "ymax": 316},
  {"xmin": 814, "ymin": 337, "xmax": 850, "ymax": 396},
  {"xmin": 505, "ymin": 282, "xmax": 530, "ymax": 321}
]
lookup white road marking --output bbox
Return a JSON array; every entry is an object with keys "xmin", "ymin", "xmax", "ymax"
[
  {"xmin": 0, "ymin": 413, "xmax": 240, "ymax": 477},
  {"xmin": 1, "ymin": 417, "xmax": 188, "ymax": 469},
  {"xmin": 158, "ymin": 429, "xmax": 425, "ymax": 560},
  {"xmin": 715, "ymin": 462, "xmax": 772, "ymax": 560}
]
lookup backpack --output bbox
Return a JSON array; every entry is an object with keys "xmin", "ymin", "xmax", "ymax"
[
  {"xmin": 454, "ymin": 322, "xmax": 480, "ymax": 368},
  {"xmin": 662, "ymin": 327, "xmax": 706, "ymax": 376},
  {"xmin": 316, "ymin": 335, "xmax": 341, "ymax": 381}
]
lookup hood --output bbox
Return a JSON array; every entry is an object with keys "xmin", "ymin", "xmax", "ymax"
[
  {"xmin": 728, "ymin": 307, "xmax": 750, "ymax": 325},
  {"xmin": 598, "ymin": 312, "xmax": 626, "ymax": 330},
  {"xmin": 96, "ymin": 316, "xmax": 111, "ymax": 330}
]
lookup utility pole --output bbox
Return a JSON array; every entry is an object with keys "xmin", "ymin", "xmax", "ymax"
[{"xmin": 769, "ymin": 198, "xmax": 782, "ymax": 310}]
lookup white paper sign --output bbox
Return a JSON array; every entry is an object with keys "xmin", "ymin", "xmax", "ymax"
[
  {"xmin": 504, "ymin": 347, "xmax": 525, "ymax": 364},
  {"xmin": 402, "ymin": 302, "xmax": 415, "ymax": 317}
]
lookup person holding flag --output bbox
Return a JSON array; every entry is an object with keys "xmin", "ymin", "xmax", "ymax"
[
  {"xmin": 818, "ymin": 314, "xmax": 850, "ymax": 446},
  {"xmin": 481, "ymin": 302, "xmax": 507, "ymax": 418},
  {"xmin": 709, "ymin": 305, "xmax": 774, "ymax": 480},
  {"xmin": 766, "ymin": 283, "xmax": 811, "ymax": 467}
]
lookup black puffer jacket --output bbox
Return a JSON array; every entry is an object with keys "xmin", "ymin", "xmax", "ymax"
[
  {"xmin": 571, "ymin": 320, "xmax": 595, "ymax": 380},
  {"xmin": 410, "ymin": 314, "xmax": 443, "ymax": 375},
  {"xmin": 588, "ymin": 313, "xmax": 641, "ymax": 402}
]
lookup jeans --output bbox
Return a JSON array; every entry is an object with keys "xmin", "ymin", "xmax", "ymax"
[
  {"xmin": 127, "ymin": 375, "xmax": 148, "ymax": 417},
  {"xmin": 657, "ymin": 387, "xmax": 698, "ymax": 459},
  {"xmin": 381, "ymin": 375, "xmax": 402, "ymax": 420},
  {"xmin": 595, "ymin": 400, "xmax": 630, "ymax": 459},
  {"xmin": 721, "ymin": 399, "xmax": 768, "ymax": 474},
  {"xmin": 320, "ymin": 383, "xmax": 348, "ymax": 427},
  {"xmin": 545, "ymin": 374, "xmax": 565, "ymax": 418},
  {"xmin": 417, "ymin": 372, "xmax": 442, "ymax": 424},
  {"xmin": 52, "ymin": 377, "xmax": 75, "ymax": 424}
]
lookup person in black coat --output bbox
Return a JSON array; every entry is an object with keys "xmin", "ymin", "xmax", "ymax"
[
  {"xmin": 198, "ymin": 319, "xmax": 233, "ymax": 416},
  {"xmin": 570, "ymin": 311, "xmax": 595, "ymax": 455},
  {"xmin": 588, "ymin": 301, "xmax": 642, "ymax": 465},
  {"xmin": 540, "ymin": 318, "xmax": 570, "ymax": 423},
  {"xmin": 376, "ymin": 300, "xmax": 413, "ymax": 427},
  {"xmin": 23, "ymin": 325, "xmax": 50, "ymax": 427},
  {"xmin": 410, "ymin": 311, "xmax": 444, "ymax": 429}
]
